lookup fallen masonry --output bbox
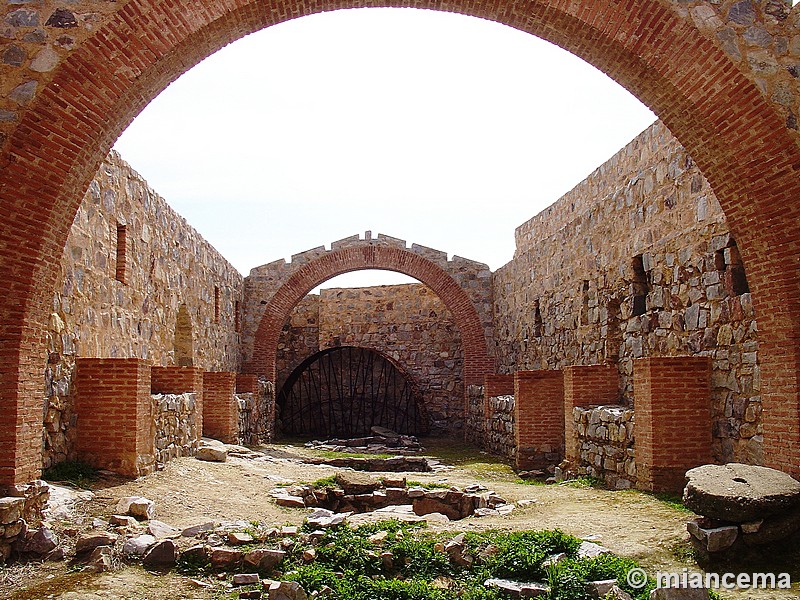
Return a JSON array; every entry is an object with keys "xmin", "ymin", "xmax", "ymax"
[
  {"xmin": 305, "ymin": 426, "xmax": 424, "ymax": 455},
  {"xmin": 270, "ymin": 471, "xmax": 514, "ymax": 520}
]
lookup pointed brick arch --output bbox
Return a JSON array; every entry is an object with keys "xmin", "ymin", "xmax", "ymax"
[
  {"xmin": 1, "ymin": 1, "xmax": 800, "ymax": 484},
  {"xmin": 247, "ymin": 243, "xmax": 494, "ymax": 385}
]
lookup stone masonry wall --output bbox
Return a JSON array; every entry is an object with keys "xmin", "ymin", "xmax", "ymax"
[
  {"xmin": 152, "ymin": 392, "xmax": 199, "ymax": 468},
  {"xmin": 493, "ymin": 121, "xmax": 760, "ymax": 464},
  {"xmin": 276, "ymin": 284, "xmax": 464, "ymax": 434},
  {"xmin": 486, "ymin": 395, "xmax": 515, "ymax": 459},
  {"xmin": 45, "ymin": 152, "xmax": 242, "ymax": 469},
  {"xmin": 464, "ymin": 385, "xmax": 485, "ymax": 446},
  {"xmin": 570, "ymin": 405, "xmax": 636, "ymax": 489},
  {"xmin": 237, "ymin": 379, "xmax": 276, "ymax": 445}
]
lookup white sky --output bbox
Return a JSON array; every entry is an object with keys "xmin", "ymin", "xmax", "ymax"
[{"xmin": 113, "ymin": 8, "xmax": 656, "ymax": 290}]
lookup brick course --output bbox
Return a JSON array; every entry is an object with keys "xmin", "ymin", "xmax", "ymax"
[
  {"xmin": 203, "ymin": 371, "xmax": 238, "ymax": 443},
  {"xmin": 74, "ymin": 358, "xmax": 155, "ymax": 477},
  {"xmin": 634, "ymin": 357, "xmax": 712, "ymax": 494},
  {"xmin": 514, "ymin": 370, "xmax": 565, "ymax": 470}
]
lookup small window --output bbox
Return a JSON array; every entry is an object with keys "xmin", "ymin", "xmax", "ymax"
[
  {"xmin": 631, "ymin": 254, "xmax": 650, "ymax": 317},
  {"xmin": 115, "ymin": 224, "xmax": 127, "ymax": 284},
  {"xmin": 214, "ymin": 286, "xmax": 220, "ymax": 323},
  {"xmin": 716, "ymin": 239, "xmax": 750, "ymax": 296},
  {"xmin": 533, "ymin": 299, "xmax": 543, "ymax": 337}
]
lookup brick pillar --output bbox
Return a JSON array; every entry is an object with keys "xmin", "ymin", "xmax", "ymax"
[
  {"xmin": 563, "ymin": 365, "xmax": 619, "ymax": 463},
  {"xmin": 514, "ymin": 370, "xmax": 564, "ymax": 470},
  {"xmin": 151, "ymin": 366, "xmax": 204, "ymax": 441},
  {"xmin": 634, "ymin": 357, "xmax": 712, "ymax": 494},
  {"xmin": 236, "ymin": 373, "xmax": 259, "ymax": 394},
  {"xmin": 75, "ymin": 358, "xmax": 154, "ymax": 477},
  {"xmin": 203, "ymin": 372, "xmax": 238, "ymax": 443}
]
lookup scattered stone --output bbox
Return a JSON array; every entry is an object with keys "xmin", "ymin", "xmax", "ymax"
[
  {"xmin": 116, "ymin": 496, "xmax": 156, "ymax": 521},
  {"xmin": 142, "ymin": 539, "xmax": 177, "ymax": 567},
  {"xmin": 686, "ymin": 521, "xmax": 738, "ymax": 553},
  {"xmin": 196, "ymin": 438, "xmax": 228, "ymax": 462},
  {"xmin": 182, "ymin": 522, "xmax": 216, "ymax": 537},
  {"xmin": 368, "ymin": 531, "xmax": 388, "ymax": 545},
  {"xmin": 302, "ymin": 548, "xmax": 316, "ymax": 562},
  {"xmin": 334, "ymin": 472, "xmax": 379, "ymax": 496},
  {"xmin": 683, "ymin": 463, "xmax": 800, "ymax": 522},
  {"xmin": 587, "ymin": 579, "xmax": 617, "ymax": 598},
  {"xmin": 281, "ymin": 526, "xmax": 299, "ymax": 536},
  {"xmin": 265, "ymin": 580, "xmax": 308, "ymax": 600},
  {"xmin": 275, "ymin": 495, "xmax": 306, "ymax": 509},
  {"xmin": 110, "ymin": 515, "xmax": 138, "ymax": 528},
  {"xmin": 577, "ymin": 541, "xmax": 611, "ymax": 559},
  {"xmin": 15, "ymin": 525, "xmax": 58, "ymax": 555},
  {"xmin": 85, "ymin": 545, "xmax": 113, "ymax": 573},
  {"xmin": 243, "ymin": 548, "xmax": 285, "ymax": 571},
  {"xmin": 229, "ymin": 531, "xmax": 254, "ymax": 545},
  {"xmin": 123, "ymin": 534, "xmax": 156, "ymax": 556},
  {"xmin": 484, "ymin": 578, "xmax": 549, "ymax": 597},
  {"xmin": 148, "ymin": 519, "xmax": 179, "ymax": 539},
  {"xmin": 181, "ymin": 544, "xmax": 210, "ymax": 565},
  {"xmin": 233, "ymin": 573, "xmax": 261, "ymax": 586},
  {"xmin": 75, "ymin": 531, "xmax": 118, "ymax": 555},
  {"xmin": 211, "ymin": 547, "xmax": 243, "ymax": 569}
]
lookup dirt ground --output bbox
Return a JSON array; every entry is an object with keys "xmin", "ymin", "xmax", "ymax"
[{"xmin": 2, "ymin": 440, "xmax": 798, "ymax": 600}]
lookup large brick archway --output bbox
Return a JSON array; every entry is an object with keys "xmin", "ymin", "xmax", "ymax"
[
  {"xmin": 1, "ymin": 1, "xmax": 800, "ymax": 485},
  {"xmin": 246, "ymin": 243, "xmax": 494, "ymax": 386}
]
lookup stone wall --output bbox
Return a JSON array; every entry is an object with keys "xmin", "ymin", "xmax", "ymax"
[
  {"xmin": 153, "ymin": 393, "xmax": 200, "ymax": 468},
  {"xmin": 485, "ymin": 395, "xmax": 515, "ymax": 459},
  {"xmin": 569, "ymin": 405, "xmax": 636, "ymax": 489},
  {"xmin": 276, "ymin": 284, "xmax": 464, "ymax": 434},
  {"xmin": 464, "ymin": 385, "xmax": 485, "ymax": 446},
  {"xmin": 45, "ymin": 152, "xmax": 242, "ymax": 469},
  {"xmin": 493, "ymin": 121, "xmax": 760, "ymax": 464},
  {"xmin": 237, "ymin": 380, "xmax": 276, "ymax": 445}
]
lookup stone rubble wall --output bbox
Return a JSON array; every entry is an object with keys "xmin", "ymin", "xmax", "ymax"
[
  {"xmin": 464, "ymin": 385, "xmax": 485, "ymax": 446},
  {"xmin": 237, "ymin": 379, "xmax": 276, "ymax": 445},
  {"xmin": 492, "ymin": 121, "xmax": 760, "ymax": 464},
  {"xmin": 152, "ymin": 393, "xmax": 199, "ymax": 468},
  {"xmin": 46, "ymin": 152, "xmax": 242, "ymax": 470},
  {"xmin": 571, "ymin": 405, "xmax": 636, "ymax": 489},
  {"xmin": 0, "ymin": 481, "xmax": 49, "ymax": 563},
  {"xmin": 485, "ymin": 395, "xmax": 515, "ymax": 459},
  {"xmin": 276, "ymin": 284, "xmax": 464, "ymax": 434}
]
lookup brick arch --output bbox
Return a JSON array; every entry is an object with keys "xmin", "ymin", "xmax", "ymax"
[
  {"xmin": 247, "ymin": 244, "xmax": 493, "ymax": 386},
  {"xmin": 1, "ymin": 1, "xmax": 800, "ymax": 484}
]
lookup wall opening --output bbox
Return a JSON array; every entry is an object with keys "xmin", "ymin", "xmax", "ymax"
[
  {"xmin": 631, "ymin": 255, "xmax": 650, "ymax": 317},
  {"xmin": 115, "ymin": 223, "xmax": 127, "ymax": 284},
  {"xmin": 276, "ymin": 346, "xmax": 427, "ymax": 438},
  {"xmin": 533, "ymin": 299, "xmax": 543, "ymax": 338},
  {"xmin": 715, "ymin": 239, "xmax": 750, "ymax": 296},
  {"xmin": 214, "ymin": 286, "xmax": 221, "ymax": 323},
  {"xmin": 174, "ymin": 304, "xmax": 194, "ymax": 367},
  {"xmin": 580, "ymin": 280, "xmax": 590, "ymax": 326}
]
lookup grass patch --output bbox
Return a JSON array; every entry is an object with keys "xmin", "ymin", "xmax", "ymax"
[
  {"xmin": 558, "ymin": 476, "xmax": 602, "ymax": 489},
  {"xmin": 650, "ymin": 492, "xmax": 693, "ymax": 514},
  {"xmin": 406, "ymin": 481, "xmax": 452, "ymax": 490},
  {"xmin": 311, "ymin": 475, "xmax": 338, "ymax": 489},
  {"xmin": 42, "ymin": 460, "xmax": 98, "ymax": 487}
]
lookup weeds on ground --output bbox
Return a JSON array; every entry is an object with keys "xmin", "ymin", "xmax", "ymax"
[
  {"xmin": 42, "ymin": 460, "xmax": 98, "ymax": 488},
  {"xmin": 196, "ymin": 519, "xmax": 673, "ymax": 600}
]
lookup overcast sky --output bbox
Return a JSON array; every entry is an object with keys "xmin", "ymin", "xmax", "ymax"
[{"xmin": 113, "ymin": 7, "xmax": 656, "ymax": 290}]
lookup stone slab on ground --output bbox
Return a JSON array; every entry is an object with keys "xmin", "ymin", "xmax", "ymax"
[{"xmin": 683, "ymin": 464, "xmax": 800, "ymax": 522}]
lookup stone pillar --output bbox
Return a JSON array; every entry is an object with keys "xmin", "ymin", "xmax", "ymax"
[
  {"xmin": 483, "ymin": 374, "xmax": 514, "ymax": 441},
  {"xmin": 634, "ymin": 357, "xmax": 712, "ymax": 494},
  {"xmin": 203, "ymin": 372, "xmax": 238, "ymax": 444},
  {"xmin": 514, "ymin": 370, "xmax": 564, "ymax": 470},
  {"xmin": 75, "ymin": 358, "xmax": 154, "ymax": 477},
  {"xmin": 563, "ymin": 365, "xmax": 619, "ymax": 463},
  {"xmin": 151, "ymin": 366, "xmax": 204, "ymax": 440}
]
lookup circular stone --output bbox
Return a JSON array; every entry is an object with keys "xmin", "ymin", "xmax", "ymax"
[{"xmin": 683, "ymin": 463, "xmax": 800, "ymax": 522}]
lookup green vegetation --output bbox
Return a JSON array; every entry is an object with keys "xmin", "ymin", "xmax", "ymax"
[
  {"xmin": 42, "ymin": 460, "xmax": 98, "ymax": 487},
  {"xmin": 195, "ymin": 517, "xmax": 685, "ymax": 600},
  {"xmin": 406, "ymin": 480, "xmax": 452, "ymax": 490},
  {"xmin": 311, "ymin": 474, "xmax": 339, "ymax": 489}
]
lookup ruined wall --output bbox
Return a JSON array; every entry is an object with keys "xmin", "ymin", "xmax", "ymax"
[
  {"xmin": 153, "ymin": 392, "xmax": 200, "ymax": 468},
  {"xmin": 569, "ymin": 405, "xmax": 636, "ymax": 489},
  {"xmin": 493, "ymin": 121, "xmax": 760, "ymax": 464},
  {"xmin": 45, "ymin": 152, "xmax": 242, "ymax": 469},
  {"xmin": 485, "ymin": 395, "xmax": 515, "ymax": 459},
  {"xmin": 237, "ymin": 380, "xmax": 276, "ymax": 445},
  {"xmin": 276, "ymin": 284, "xmax": 464, "ymax": 434}
]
